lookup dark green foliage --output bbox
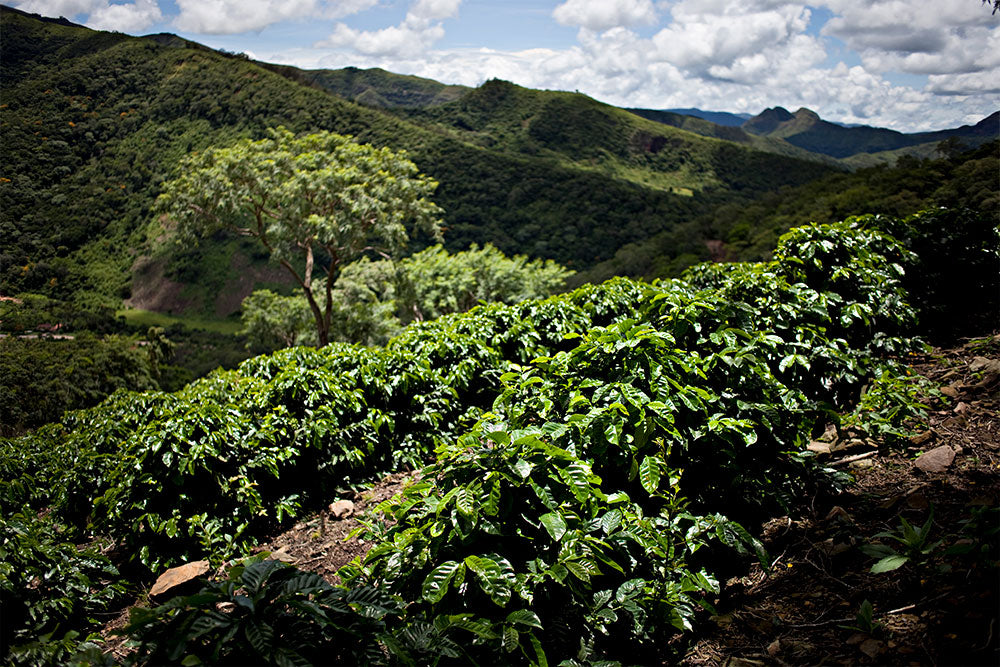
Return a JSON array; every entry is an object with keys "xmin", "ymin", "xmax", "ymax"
[
  {"xmin": 290, "ymin": 65, "xmax": 469, "ymax": 109},
  {"xmin": 871, "ymin": 208, "xmax": 1000, "ymax": 342},
  {"xmin": 0, "ymin": 9, "xmax": 834, "ymax": 313},
  {"xmin": 578, "ymin": 141, "xmax": 999, "ymax": 285},
  {"xmin": 0, "ymin": 213, "xmax": 964, "ymax": 664},
  {"xmin": 342, "ymin": 217, "xmax": 922, "ymax": 664},
  {"xmin": 0, "ymin": 509, "xmax": 125, "ymax": 665},
  {"xmin": 0, "ymin": 333, "xmax": 162, "ymax": 437},
  {"xmin": 122, "ymin": 557, "xmax": 399, "ymax": 666}
]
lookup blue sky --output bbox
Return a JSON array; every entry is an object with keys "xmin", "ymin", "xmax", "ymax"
[{"xmin": 15, "ymin": 0, "xmax": 1000, "ymax": 132}]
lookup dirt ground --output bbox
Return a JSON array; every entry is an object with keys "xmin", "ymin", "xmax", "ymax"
[{"xmin": 679, "ymin": 336, "xmax": 1000, "ymax": 666}]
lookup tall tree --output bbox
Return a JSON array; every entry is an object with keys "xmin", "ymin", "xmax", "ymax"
[{"xmin": 157, "ymin": 127, "xmax": 442, "ymax": 346}]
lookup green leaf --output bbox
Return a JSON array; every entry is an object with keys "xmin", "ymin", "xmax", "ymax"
[
  {"xmin": 421, "ymin": 561, "xmax": 465, "ymax": 604},
  {"xmin": 455, "ymin": 488, "xmax": 476, "ymax": 519},
  {"xmin": 502, "ymin": 626, "xmax": 520, "ymax": 653},
  {"xmin": 558, "ymin": 462, "xmax": 591, "ymax": 501},
  {"xmin": 564, "ymin": 560, "xmax": 591, "ymax": 583},
  {"xmin": 464, "ymin": 555, "xmax": 511, "ymax": 606},
  {"xmin": 506, "ymin": 610, "xmax": 543, "ymax": 628},
  {"xmin": 638, "ymin": 456, "xmax": 661, "ymax": 495},
  {"xmin": 539, "ymin": 512, "xmax": 568, "ymax": 542},
  {"xmin": 600, "ymin": 508, "xmax": 623, "ymax": 534},
  {"xmin": 871, "ymin": 555, "xmax": 909, "ymax": 573}
]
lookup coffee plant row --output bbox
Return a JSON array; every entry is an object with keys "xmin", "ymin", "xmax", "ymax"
[{"xmin": 1, "ymin": 209, "xmax": 995, "ymax": 664}]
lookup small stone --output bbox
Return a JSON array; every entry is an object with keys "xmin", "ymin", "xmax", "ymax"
[
  {"xmin": 269, "ymin": 547, "xmax": 295, "ymax": 563},
  {"xmin": 909, "ymin": 430, "xmax": 933, "ymax": 446},
  {"xmin": 767, "ymin": 639, "xmax": 782, "ymax": 657},
  {"xmin": 149, "ymin": 560, "xmax": 210, "ymax": 598},
  {"xmin": 818, "ymin": 538, "xmax": 851, "ymax": 557},
  {"xmin": 859, "ymin": 638, "xmax": 885, "ymax": 658},
  {"xmin": 825, "ymin": 505, "xmax": 853, "ymax": 522},
  {"xmin": 940, "ymin": 415, "xmax": 967, "ymax": 429},
  {"xmin": 329, "ymin": 499, "xmax": 355, "ymax": 519},
  {"xmin": 940, "ymin": 385, "xmax": 960, "ymax": 399},
  {"xmin": 954, "ymin": 401, "xmax": 969, "ymax": 414},
  {"xmin": 807, "ymin": 441, "xmax": 832, "ymax": 455},
  {"xmin": 969, "ymin": 356, "xmax": 1000, "ymax": 374},
  {"xmin": 818, "ymin": 424, "xmax": 839, "ymax": 443},
  {"xmin": 710, "ymin": 613, "xmax": 733, "ymax": 629},
  {"xmin": 850, "ymin": 458, "xmax": 875, "ymax": 470},
  {"xmin": 914, "ymin": 445, "xmax": 956, "ymax": 473},
  {"xmin": 973, "ymin": 371, "xmax": 1000, "ymax": 390}
]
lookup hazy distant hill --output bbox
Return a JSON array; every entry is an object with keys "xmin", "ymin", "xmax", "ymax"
[
  {"xmin": 624, "ymin": 107, "xmax": 842, "ymax": 166},
  {"xmin": 262, "ymin": 64, "xmax": 470, "ymax": 109},
  {"xmin": 0, "ymin": 7, "xmax": 834, "ymax": 318},
  {"xmin": 631, "ymin": 105, "xmax": 998, "ymax": 166},
  {"xmin": 743, "ymin": 106, "xmax": 999, "ymax": 159},
  {"xmin": 663, "ymin": 108, "xmax": 752, "ymax": 127}
]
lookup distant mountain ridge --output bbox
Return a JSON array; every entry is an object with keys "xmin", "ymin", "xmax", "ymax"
[
  {"xmin": 742, "ymin": 106, "xmax": 999, "ymax": 159},
  {"xmin": 663, "ymin": 108, "xmax": 752, "ymax": 127},
  {"xmin": 631, "ymin": 105, "xmax": 998, "ymax": 164}
]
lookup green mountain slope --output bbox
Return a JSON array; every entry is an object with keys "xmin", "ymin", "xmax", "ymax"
[
  {"xmin": 390, "ymin": 79, "xmax": 837, "ymax": 195},
  {"xmin": 0, "ymin": 7, "xmax": 835, "ymax": 318},
  {"xmin": 575, "ymin": 140, "xmax": 999, "ymax": 284},
  {"xmin": 625, "ymin": 107, "xmax": 842, "ymax": 166},
  {"xmin": 280, "ymin": 65, "xmax": 470, "ymax": 109}
]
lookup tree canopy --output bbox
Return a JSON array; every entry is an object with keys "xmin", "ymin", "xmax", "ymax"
[
  {"xmin": 157, "ymin": 127, "xmax": 443, "ymax": 346},
  {"xmin": 240, "ymin": 243, "xmax": 573, "ymax": 351}
]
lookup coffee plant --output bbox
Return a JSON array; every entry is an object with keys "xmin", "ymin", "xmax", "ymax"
[{"xmin": 3, "ymin": 210, "xmax": 986, "ymax": 664}]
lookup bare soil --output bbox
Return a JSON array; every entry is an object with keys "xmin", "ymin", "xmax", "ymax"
[{"xmin": 680, "ymin": 336, "xmax": 1000, "ymax": 666}]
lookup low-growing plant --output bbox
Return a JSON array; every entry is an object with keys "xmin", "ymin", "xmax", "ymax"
[
  {"xmin": 838, "ymin": 599, "xmax": 884, "ymax": 636},
  {"xmin": 842, "ymin": 364, "xmax": 933, "ymax": 444},
  {"xmin": 861, "ymin": 508, "xmax": 941, "ymax": 573},
  {"xmin": 121, "ymin": 556, "xmax": 401, "ymax": 666},
  {"xmin": 346, "ymin": 424, "xmax": 740, "ymax": 664},
  {"xmin": 0, "ymin": 510, "xmax": 125, "ymax": 664}
]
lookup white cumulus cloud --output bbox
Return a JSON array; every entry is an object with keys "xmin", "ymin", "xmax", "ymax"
[
  {"xmin": 87, "ymin": 0, "xmax": 162, "ymax": 32},
  {"xmin": 552, "ymin": 0, "xmax": 658, "ymax": 32},
  {"xmin": 173, "ymin": 0, "xmax": 379, "ymax": 35},
  {"xmin": 822, "ymin": 0, "xmax": 997, "ymax": 75},
  {"xmin": 14, "ymin": 0, "xmax": 162, "ymax": 32},
  {"xmin": 317, "ymin": 0, "xmax": 462, "ymax": 59},
  {"xmin": 13, "ymin": 0, "xmax": 104, "ymax": 16}
]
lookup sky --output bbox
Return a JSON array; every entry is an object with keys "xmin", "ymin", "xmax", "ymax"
[{"xmin": 14, "ymin": 0, "xmax": 1000, "ymax": 132}]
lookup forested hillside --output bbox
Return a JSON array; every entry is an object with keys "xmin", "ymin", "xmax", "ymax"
[
  {"xmin": 0, "ymin": 7, "xmax": 833, "ymax": 316},
  {"xmin": 579, "ymin": 141, "xmax": 1000, "ymax": 285}
]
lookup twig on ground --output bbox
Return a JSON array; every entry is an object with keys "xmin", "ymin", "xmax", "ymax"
[{"xmin": 830, "ymin": 451, "xmax": 878, "ymax": 466}]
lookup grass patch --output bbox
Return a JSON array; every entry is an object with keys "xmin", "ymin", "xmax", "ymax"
[{"xmin": 117, "ymin": 308, "xmax": 242, "ymax": 335}]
